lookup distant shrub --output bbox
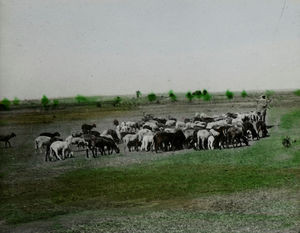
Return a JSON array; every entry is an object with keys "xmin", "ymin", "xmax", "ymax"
[
  {"xmin": 147, "ymin": 93, "xmax": 157, "ymax": 102},
  {"xmin": 241, "ymin": 90, "xmax": 248, "ymax": 98},
  {"xmin": 75, "ymin": 95, "xmax": 88, "ymax": 103},
  {"xmin": 225, "ymin": 90, "xmax": 234, "ymax": 100},
  {"xmin": 52, "ymin": 99, "xmax": 59, "ymax": 108},
  {"xmin": 13, "ymin": 97, "xmax": 20, "ymax": 105},
  {"xmin": 185, "ymin": 91, "xmax": 194, "ymax": 102},
  {"xmin": 203, "ymin": 89, "xmax": 208, "ymax": 96},
  {"xmin": 96, "ymin": 102, "xmax": 102, "ymax": 108},
  {"xmin": 41, "ymin": 95, "xmax": 49, "ymax": 109},
  {"xmin": 113, "ymin": 96, "xmax": 122, "ymax": 106},
  {"xmin": 265, "ymin": 90, "xmax": 275, "ymax": 98},
  {"xmin": 293, "ymin": 89, "xmax": 300, "ymax": 96},
  {"xmin": 193, "ymin": 90, "xmax": 202, "ymax": 99},
  {"xmin": 1, "ymin": 98, "xmax": 11, "ymax": 110},
  {"xmin": 203, "ymin": 93, "xmax": 212, "ymax": 101},
  {"xmin": 168, "ymin": 90, "xmax": 177, "ymax": 102},
  {"xmin": 136, "ymin": 90, "xmax": 142, "ymax": 98}
]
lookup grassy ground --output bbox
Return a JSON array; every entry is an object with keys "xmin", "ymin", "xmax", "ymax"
[{"xmin": 0, "ymin": 102, "xmax": 299, "ymax": 232}]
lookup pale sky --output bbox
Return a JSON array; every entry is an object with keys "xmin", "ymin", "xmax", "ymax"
[{"xmin": 0, "ymin": 0, "xmax": 299, "ymax": 99}]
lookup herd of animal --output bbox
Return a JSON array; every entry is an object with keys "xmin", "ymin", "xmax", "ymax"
[{"xmin": 0, "ymin": 110, "xmax": 269, "ymax": 162}]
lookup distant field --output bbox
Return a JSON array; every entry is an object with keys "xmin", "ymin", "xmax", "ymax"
[{"xmin": 0, "ymin": 91, "xmax": 299, "ymax": 232}]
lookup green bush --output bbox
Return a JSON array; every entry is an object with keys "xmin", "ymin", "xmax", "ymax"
[
  {"xmin": 75, "ymin": 95, "xmax": 88, "ymax": 103},
  {"xmin": 265, "ymin": 90, "xmax": 275, "ymax": 98},
  {"xmin": 293, "ymin": 89, "xmax": 300, "ymax": 96},
  {"xmin": 241, "ymin": 90, "xmax": 248, "ymax": 98},
  {"xmin": 136, "ymin": 90, "xmax": 141, "ymax": 98},
  {"xmin": 203, "ymin": 93, "xmax": 212, "ymax": 101},
  {"xmin": 193, "ymin": 90, "xmax": 202, "ymax": 99},
  {"xmin": 203, "ymin": 89, "xmax": 208, "ymax": 96},
  {"xmin": 52, "ymin": 99, "xmax": 59, "ymax": 108},
  {"xmin": 113, "ymin": 96, "xmax": 122, "ymax": 106},
  {"xmin": 168, "ymin": 90, "xmax": 177, "ymax": 102},
  {"xmin": 1, "ymin": 98, "xmax": 11, "ymax": 110},
  {"xmin": 41, "ymin": 95, "xmax": 49, "ymax": 109},
  {"xmin": 147, "ymin": 93, "xmax": 157, "ymax": 102},
  {"xmin": 13, "ymin": 97, "xmax": 20, "ymax": 105},
  {"xmin": 225, "ymin": 90, "xmax": 234, "ymax": 100},
  {"xmin": 185, "ymin": 91, "xmax": 194, "ymax": 102}
]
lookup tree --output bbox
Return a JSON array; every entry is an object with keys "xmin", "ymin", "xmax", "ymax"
[
  {"xmin": 75, "ymin": 95, "xmax": 88, "ymax": 103},
  {"xmin": 193, "ymin": 90, "xmax": 202, "ymax": 99},
  {"xmin": 185, "ymin": 91, "xmax": 194, "ymax": 102},
  {"xmin": 136, "ymin": 90, "xmax": 141, "ymax": 98},
  {"xmin": 203, "ymin": 93, "xmax": 212, "ymax": 101},
  {"xmin": 265, "ymin": 90, "xmax": 275, "ymax": 98},
  {"xmin": 113, "ymin": 96, "xmax": 122, "ymax": 106},
  {"xmin": 41, "ymin": 95, "xmax": 49, "ymax": 109},
  {"xmin": 294, "ymin": 89, "xmax": 300, "ymax": 96},
  {"xmin": 168, "ymin": 90, "xmax": 177, "ymax": 102},
  {"xmin": 1, "ymin": 98, "xmax": 11, "ymax": 110},
  {"xmin": 203, "ymin": 89, "xmax": 208, "ymax": 96},
  {"xmin": 225, "ymin": 90, "xmax": 234, "ymax": 100},
  {"xmin": 13, "ymin": 97, "xmax": 20, "ymax": 105},
  {"xmin": 241, "ymin": 90, "xmax": 248, "ymax": 98},
  {"xmin": 147, "ymin": 92, "xmax": 157, "ymax": 102},
  {"xmin": 52, "ymin": 99, "xmax": 59, "ymax": 108}
]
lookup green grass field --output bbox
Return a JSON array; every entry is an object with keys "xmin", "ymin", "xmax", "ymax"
[{"xmin": 0, "ymin": 105, "xmax": 299, "ymax": 232}]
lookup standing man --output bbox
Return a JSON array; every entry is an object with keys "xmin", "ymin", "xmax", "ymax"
[{"xmin": 256, "ymin": 95, "xmax": 272, "ymax": 123}]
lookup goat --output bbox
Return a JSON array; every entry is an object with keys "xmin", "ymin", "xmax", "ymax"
[
  {"xmin": 40, "ymin": 132, "xmax": 60, "ymax": 138},
  {"xmin": 81, "ymin": 123, "xmax": 96, "ymax": 134},
  {"xmin": 35, "ymin": 136, "xmax": 51, "ymax": 152},
  {"xmin": 0, "ymin": 133, "xmax": 16, "ymax": 147},
  {"xmin": 50, "ymin": 138, "xmax": 73, "ymax": 160},
  {"xmin": 197, "ymin": 130, "xmax": 210, "ymax": 150}
]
